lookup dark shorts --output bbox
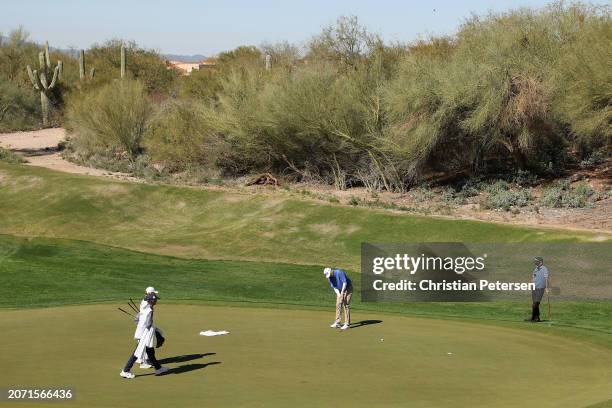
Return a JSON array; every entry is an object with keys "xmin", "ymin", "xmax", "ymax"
[{"xmin": 532, "ymin": 288, "xmax": 545, "ymax": 302}]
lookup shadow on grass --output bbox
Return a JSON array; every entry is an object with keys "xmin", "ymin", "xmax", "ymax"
[
  {"xmin": 169, "ymin": 362, "xmax": 221, "ymax": 374},
  {"xmin": 349, "ymin": 319, "xmax": 382, "ymax": 329},
  {"xmin": 137, "ymin": 362, "xmax": 221, "ymax": 377},
  {"xmin": 159, "ymin": 353, "xmax": 215, "ymax": 364}
]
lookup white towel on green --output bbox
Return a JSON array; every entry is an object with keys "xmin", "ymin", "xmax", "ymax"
[{"xmin": 199, "ymin": 330, "xmax": 229, "ymax": 336}]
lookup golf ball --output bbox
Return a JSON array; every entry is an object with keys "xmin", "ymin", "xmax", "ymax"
[
  {"xmin": 380, "ymin": 338, "xmax": 384, "ymax": 342},
  {"xmin": 447, "ymin": 352, "xmax": 453, "ymax": 355}
]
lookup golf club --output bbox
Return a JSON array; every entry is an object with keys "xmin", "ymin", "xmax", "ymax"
[
  {"xmin": 129, "ymin": 298, "xmax": 139, "ymax": 312},
  {"xmin": 127, "ymin": 300, "xmax": 138, "ymax": 314},
  {"xmin": 117, "ymin": 307, "xmax": 135, "ymax": 319}
]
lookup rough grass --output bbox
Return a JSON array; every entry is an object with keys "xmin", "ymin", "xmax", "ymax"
[
  {"xmin": 2, "ymin": 234, "xmax": 612, "ymax": 342},
  {"xmin": 0, "ymin": 163, "xmax": 605, "ymax": 271}
]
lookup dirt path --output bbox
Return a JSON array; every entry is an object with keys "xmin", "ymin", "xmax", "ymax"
[
  {"xmin": 0, "ymin": 128, "xmax": 133, "ymax": 179},
  {"xmin": 1, "ymin": 128, "xmax": 609, "ymax": 235}
]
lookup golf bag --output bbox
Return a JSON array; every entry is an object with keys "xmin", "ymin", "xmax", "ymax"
[{"xmin": 155, "ymin": 328, "xmax": 165, "ymax": 348}]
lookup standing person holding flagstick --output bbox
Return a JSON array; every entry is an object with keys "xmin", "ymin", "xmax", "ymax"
[{"xmin": 528, "ymin": 257, "xmax": 550, "ymax": 322}]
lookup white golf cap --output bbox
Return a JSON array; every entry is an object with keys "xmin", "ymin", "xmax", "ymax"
[
  {"xmin": 323, "ymin": 267, "xmax": 332, "ymax": 278},
  {"xmin": 145, "ymin": 286, "xmax": 158, "ymax": 294}
]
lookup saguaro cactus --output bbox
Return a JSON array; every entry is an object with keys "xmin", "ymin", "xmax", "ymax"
[
  {"xmin": 265, "ymin": 54, "xmax": 272, "ymax": 71},
  {"xmin": 120, "ymin": 44, "xmax": 126, "ymax": 79},
  {"xmin": 79, "ymin": 49, "xmax": 95, "ymax": 81},
  {"xmin": 26, "ymin": 41, "xmax": 62, "ymax": 126}
]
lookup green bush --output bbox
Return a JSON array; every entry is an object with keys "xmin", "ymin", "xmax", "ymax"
[
  {"xmin": 0, "ymin": 80, "xmax": 40, "ymax": 132},
  {"xmin": 85, "ymin": 40, "xmax": 177, "ymax": 94},
  {"xmin": 385, "ymin": 3, "xmax": 610, "ymax": 182},
  {"xmin": 66, "ymin": 80, "xmax": 153, "ymax": 160},
  {"xmin": 144, "ymin": 100, "xmax": 220, "ymax": 172},
  {"xmin": 548, "ymin": 3, "xmax": 611, "ymax": 146},
  {"xmin": 0, "ymin": 147, "xmax": 26, "ymax": 164}
]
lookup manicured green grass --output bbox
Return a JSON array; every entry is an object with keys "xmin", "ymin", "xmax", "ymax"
[
  {"xmin": 0, "ymin": 163, "xmax": 607, "ymax": 271},
  {"xmin": 2, "ymin": 234, "xmax": 611, "ymax": 345},
  {"xmin": 2, "ymin": 304, "xmax": 612, "ymax": 408}
]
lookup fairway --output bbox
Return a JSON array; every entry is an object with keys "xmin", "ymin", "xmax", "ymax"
[
  {"xmin": 1, "ymin": 304, "xmax": 612, "ymax": 408},
  {"xmin": 0, "ymin": 163, "xmax": 607, "ymax": 272}
]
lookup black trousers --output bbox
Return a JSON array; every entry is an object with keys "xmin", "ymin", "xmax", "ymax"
[
  {"xmin": 531, "ymin": 288, "xmax": 545, "ymax": 321},
  {"xmin": 124, "ymin": 347, "xmax": 161, "ymax": 372}
]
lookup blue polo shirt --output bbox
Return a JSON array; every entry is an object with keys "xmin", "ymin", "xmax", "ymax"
[{"xmin": 328, "ymin": 269, "xmax": 352, "ymax": 291}]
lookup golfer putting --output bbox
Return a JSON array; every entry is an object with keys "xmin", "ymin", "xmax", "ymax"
[
  {"xmin": 529, "ymin": 256, "xmax": 550, "ymax": 322},
  {"xmin": 120, "ymin": 292, "xmax": 168, "ymax": 379},
  {"xmin": 324, "ymin": 267, "xmax": 353, "ymax": 330}
]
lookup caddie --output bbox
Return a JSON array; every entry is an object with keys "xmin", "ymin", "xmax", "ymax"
[
  {"xmin": 120, "ymin": 292, "xmax": 168, "ymax": 379},
  {"xmin": 134, "ymin": 286, "xmax": 159, "ymax": 369},
  {"xmin": 529, "ymin": 256, "xmax": 550, "ymax": 322},
  {"xmin": 323, "ymin": 267, "xmax": 353, "ymax": 330}
]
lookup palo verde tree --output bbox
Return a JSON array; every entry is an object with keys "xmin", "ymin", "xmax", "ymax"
[{"xmin": 26, "ymin": 41, "xmax": 62, "ymax": 126}]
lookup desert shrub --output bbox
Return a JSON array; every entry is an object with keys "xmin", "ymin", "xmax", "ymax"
[
  {"xmin": 512, "ymin": 170, "xmax": 538, "ymax": 187},
  {"xmin": 145, "ymin": 100, "xmax": 220, "ymax": 172},
  {"xmin": 410, "ymin": 184, "xmax": 435, "ymax": 203},
  {"xmin": 85, "ymin": 40, "xmax": 177, "ymax": 94},
  {"xmin": 457, "ymin": 178, "xmax": 484, "ymax": 200},
  {"xmin": 384, "ymin": 3, "xmax": 610, "ymax": 182},
  {"xmin": 580, "ymin": 149, "xmax": 608, "ymax": 168},
  {"xmin": 539, "ymin": 180, "xmax": 568, "ymax": 208},
  {"xmin": 178, "ymin": 68, "xmax": 222, "ymax": 102},
  {"xmin": 548, "ymin": 3, "xmax": 611, "ymax": 148},
  {"xmin": 0, "ymin": 80, "xmax": 40, "ymax": 131},
  {"xmin": 482, "ymin": 181, "xmax": 532, "ymax": 210},
  {"xmin": 441, "ymin": 187, "xmax": 456, "ymax": 203},
  {"xmin": 539, "ymin": 180, "xmax": 598, "ymax": 208},
  {"xmin": 0, "ymin": 147, "xmax": 26, "ymax": 164},
  {"xmin": 66, "ymin": 80, "xmax": 153, "ymax": 160}
]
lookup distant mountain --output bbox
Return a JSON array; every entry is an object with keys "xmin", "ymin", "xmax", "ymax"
[
  {"xmin": 0, "ymin": 38, "xmax": 207, "ymax": 63},
  {"xmin": 162, "ymin": 54, "xmax": 208, "ymax": 62}
]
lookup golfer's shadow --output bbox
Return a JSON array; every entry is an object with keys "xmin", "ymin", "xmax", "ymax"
[{"xmin": 349, "ymin": 319, "xmax": 382, "ymax": 329}]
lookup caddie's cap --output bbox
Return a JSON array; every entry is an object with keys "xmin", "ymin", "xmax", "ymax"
[
  {"xmin": 145, "ymin": 286, "xmax": 160, "ymax": 299},
  {"xmin": 323, "ymin": 267, "xmax": 332, "ymax": 278}
]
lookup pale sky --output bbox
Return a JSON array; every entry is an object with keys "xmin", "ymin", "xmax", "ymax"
[{"xmin": 1, "ymin": 0, "xmax": 571, "ymax": 55}]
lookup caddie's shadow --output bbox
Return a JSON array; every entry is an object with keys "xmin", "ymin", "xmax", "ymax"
[
  {"xmin": 349, "ymin": 319, "xmax": 382, "ymax": 329},
  {"xmin": 137, "ymin": 361, "xmax": 221, "ymax": 377},
  {"xmin": 169, "ymin": 362, "xmax": 221, "ymax": 375},
  {"xmin": 159, "ymin": 353, "xmax": 215, "ymax": 364}
]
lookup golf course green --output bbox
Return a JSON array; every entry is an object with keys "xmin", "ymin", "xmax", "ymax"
[
  {"xmin": 1, "ymin": 162, "xmax": 611, "ymax": 407},
  {"xmin": 2, "ymin": 304, "xmax": 612, "ymax": 408}
]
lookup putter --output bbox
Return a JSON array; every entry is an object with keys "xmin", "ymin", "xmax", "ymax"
[{"xmin": 547, "ymin": 291, "xmax": 551, "ymax": 321}]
